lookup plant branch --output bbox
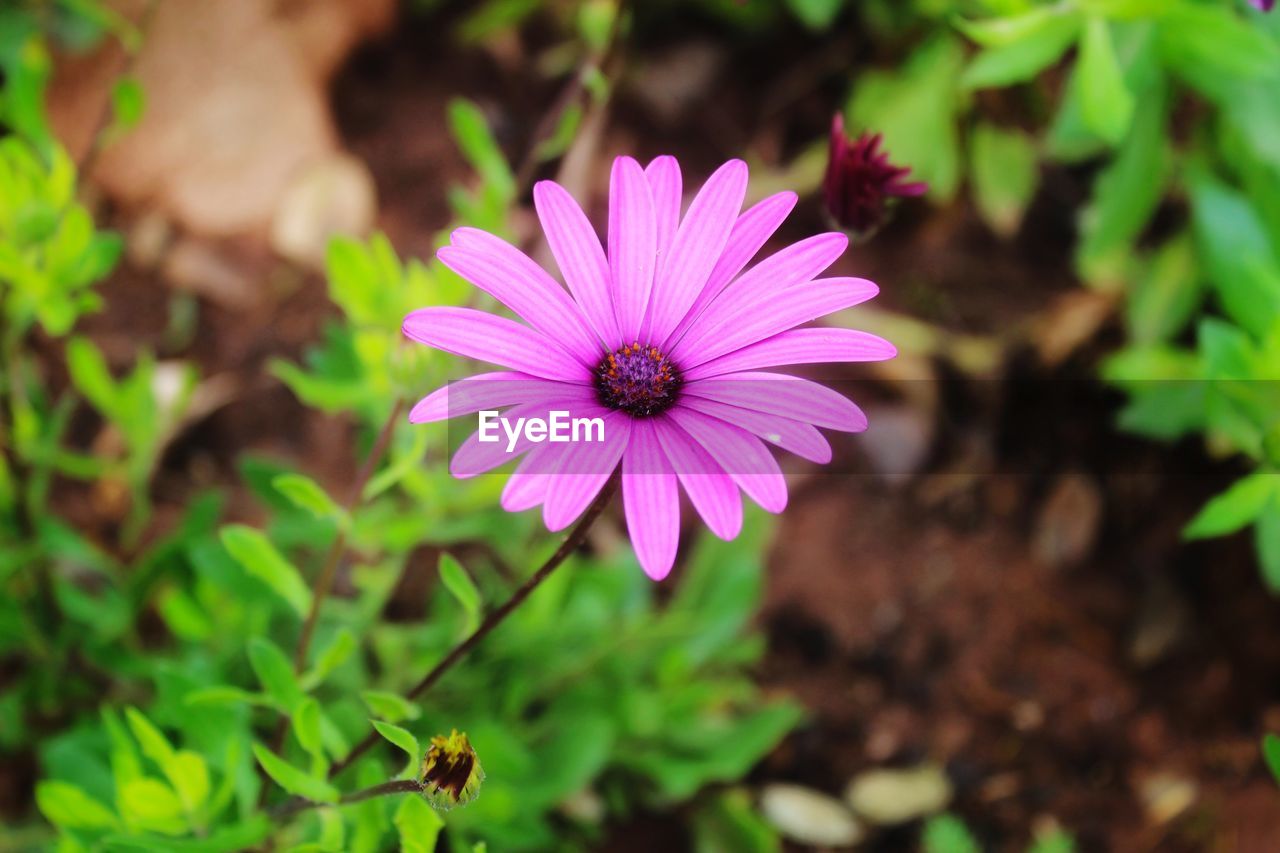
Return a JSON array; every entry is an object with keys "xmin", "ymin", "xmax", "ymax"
[
  {"xmin": 269, "ymin": 778, "xmax": 423, "ymax": 822},
  {"xmin": 327, "ymin": 476, "xmax": 618, "ymax": 780}
]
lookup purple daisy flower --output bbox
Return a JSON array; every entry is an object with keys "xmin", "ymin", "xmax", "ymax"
[
  {"xmin": 825, "ymin": 114, "xmax": 928, "ymax": 235},
  {"xmin": 1251, "ymin": 0, "xmax": 1274, "ymax": 11},
  {"xmin": 404, "ymin": 156, "xmax": 895, "ymax": 580}
]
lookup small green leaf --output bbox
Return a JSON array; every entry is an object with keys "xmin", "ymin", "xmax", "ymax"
[
  {"xmin": 248, "ymin": 637, "xmax": 306, "ymax": 713},
  {"xmin": 439, "ymin": 553, "xmax": 481, "ymax": 632},
  {"xmin": 969, "ymin": 123, "xmax": 1039, "ymax": 237},
  {"xmin": 110, "ymin": 76, "xmax": 146, "ymax": 132},
  {"xmin": 373, "ymin": 720, "xmax": 420, "ymax": 778},
  {"xmin": 293, "ymin": 697, "xmax": 324, "ymax": 758},
  {"xmin": 167, "ymin": 751, "xmax": 211, "ymax": 814},
  {"xmin": 923, "ymin": 813, "xmax": 980, "ymax": 853},
  {"xmin": 36, "ymin": 781, "xmax": 120, "ymax": 829},
  {"xmin": 119, "ymin": 778, "xmax": 186, "ymax": 834},
  {"xmin": 272, "ymin": 473, "xmax": 347, "ymax": 525},
  {"xmin": 961, "ymin": 12, "xmax": 1080, "ymax": 90},
  {"xmin": 361, "ymin": 690, "xmax": 420, "ymax": 723},
  {"xmin": 394, "ymin": 794, "xmax": 445, "ymax": 853},
  {"xmin": 252, "ymin": 744, "xmax": 339, "ymax": 803},
  {"xmin": 784, "ymin": 0, "xmax": 843, "ymax": 31},
  {"xmin": 1077, "ymin": 18, "xmax": 1135, "ymax": 145},
  {"xmin": 1126, "ymin": 236, "xmax": 1201, "ymax": 346},
  {"xmin": 220, "ymin": 525, "xmax": 312, "ymax": 617},
  {"xmin": 447, "ymin": 98, "xmax": 515, "ymax": 202},
  {"xmin": 124, "ymin": 707, "xmax": 176, "ymax": 769},
  {"xmin": 1263, "ymin": 733, "xmax": 1280, "ymax": 786},
  {"xmin": 1255, "ymin": 499, "xmax": 1280, "ymax": 593},
  {"xmin": 1028, "ymin": 827, "xmax": 1077, "ymax": 853},
  {"xmin": 302, "ymin": 628, "xmax": 356, "ymax": 690},
  {"xmin": 1184, "ymin": 473, "xmax": 1278, "ymax": 540},
  {"xmin": 66, "ymin": 336, "xmax": 119, "ymax": 419}
]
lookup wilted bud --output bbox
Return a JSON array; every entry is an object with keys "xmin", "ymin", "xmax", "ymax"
[
  {"xmin": 420, "ymin": 729, "xmax": 484, "ymax": 809},
  {"xmin": 824, "ymin": 114, "xmax": 927, "ymax": 237}
]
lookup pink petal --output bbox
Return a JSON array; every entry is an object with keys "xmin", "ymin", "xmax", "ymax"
[
  {"xmin": 684, "ymin": 372, "xmax": 867, "ymax": 432},
  {"xmin": 664, "ymin": 191, "xmax": 797, "ymax": 347},
  {"xmin": 534, "ymin": 180, "xmax": 621, "ymax": 346},
  {"xmin": 653, "ymin": 417, "xmax": 743, "ymax": 540},
  {"xmin": 439, "ymin": 231, "xmax": 601, "ymax": 365},
  {"xmin": 404, "ymin": 307, "xmax": 591, "ymax": 381},
  {"xmin": 644, "ymin": 159, "xmax": 748, "ymax": 344},
  {"xmin": 409, "ymin": 372, "xmax": 592, "ymax": 424},
  {"xmin": 543, "ymin": 411, "xmax": 631, "ymax": 531},
  {"xmin": 501, "ymin": 444, "xmax": 558, "ymax": 511},
  {"xmin": 667, "ymin": 407, "xmax": 788, "ymax": 513},
  {"xmin": 449, "ymin": 398, "xmax": 586, "ymax": 478},
  {"xmin": 645, "ymin": 156, "xmax": 682, "ymax": 269},
  {"xmin": 674, "ymin": 277, "xmax": 879, "ymax": 367},
  {"xmin": 608, "ymin": 156, "xmax": 657, "ymax": 343},
  {"xmin": 681, "ymin": 395, "xmax": 832, "ymax": 463},
  {"xmin": 685, "ymin": 328, "xmax": 897, "ymax": 381},
  {"xmin": 671, "ymin": 232, "xmax": 847, "ymax": 353},
  {"xmin": 622, "ymin": 419, "xmax": 680, "ymax": 580}
]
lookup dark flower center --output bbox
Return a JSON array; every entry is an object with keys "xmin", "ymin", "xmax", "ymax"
[{"xmin": 595, "ymin": 343, "xmax": 682, "ymax": 417}]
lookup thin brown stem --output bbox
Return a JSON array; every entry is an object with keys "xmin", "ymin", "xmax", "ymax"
[
  {"xmin": 269, "ymin": 778, "xmax": 422, "ymax": 822},
  {"xmin": 293, "ymin": 398, "xmax": 404, "ymax": 672},
  {"xmin": 327, "ymin": 477, "xmax": 617, "ymax": 780},
  {"xmin": 258, "ymin": 399, "xmax": 404, "ymax": 807}
]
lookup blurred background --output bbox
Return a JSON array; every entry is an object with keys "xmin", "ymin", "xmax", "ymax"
[{"xmin": 3, "ymin": 0, "xmax": 1280, "ymax": 850}]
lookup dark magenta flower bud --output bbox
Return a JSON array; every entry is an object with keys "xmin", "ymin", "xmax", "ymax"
[
  {"xmin": 1250, "ymin": 1, "xmax": 1274, "ymax": 12},
  {"xmin": 824, "ymin": 114, "xmax": 927, "ymax": 236}
]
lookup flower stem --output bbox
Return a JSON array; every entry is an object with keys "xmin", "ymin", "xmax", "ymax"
[
  {"xmin": 327, "ymin": 476, "xmax": 618, "ymax": 781},
  {"xmin": 259, "ymin": 399, "xmax": 404, "ymax": 806},
  {"xmin": 294, "ymin": 398, "xmax": 405, "ymax": 672},
  {"xmin": 269, "ymin": 778, "xmax": 423, "ymax": 822}
]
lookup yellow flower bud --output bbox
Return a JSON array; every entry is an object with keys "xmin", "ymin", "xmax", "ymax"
[{"xmin": 420, "ymin": 729, "xmax": 484, "ymax": 810}]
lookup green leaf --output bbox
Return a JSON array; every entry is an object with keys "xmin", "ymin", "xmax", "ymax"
[
  {"xmin": 66, "ymin": 336, "xmax": 119, "ymax": 419},
  {"xmin": 1263, "ymin": 733, "xmax": 1280, "ymax": 786},
  {"xmin": 219, "ymin": 525, "xmax": 312, "ymax": 617},
  {"xmin": 923, "ymin": 814, "xmax": 980, "ymax": 853},
  {"xmin": 1189, "ymin": 175, "xmax": 1280, "ymax": 339},
  {"xmin": 35, "ymin": 780, "xmax": 120, "ymax": 829},
  {"xmin": 119, "ymin": 777, "xmax": 187, "ymax": 834},
  {"xmin": 373, "ymin": 720, "xmax": 420, "ymax": 777},
  {"xmin": 956, "ymin": 8, "xmax": 1076, "ymax": 47},
  {"xmin": 1184, "ymin": 473, "xmax": 1278, "ymax": 540},
  {"xmin": 1158, "ymin": 4, "xmax": 1280, "ymax": 103},
  {"xmin": 301, "ymin": 628, "xmax": 356, "ymax": 690},
  {"xmin": 1255, "ymin": 499, "xmax": 1280, "ymax": 593},
  {"xmin": 167, "ymin": 750, "xmax": 211, "ymax": 814},
  {"xmin": 447, "ymin": 98, "xmax": 515, "ymax": 203},
  {"xmin": 439, "ymin": 553, "xmax": 481, "ymax": 632},
  {"xmin": 252, "ymin": 744, "xmax": 339, "ymax": 803},
  {"xmin": 969, "ymin": 123, "xmax": 1039, "ymax": 237},
  {"xmin": 110, "ymin": 75, "xmax": 146, "ymax": 132},
  {"xmin": 361, "ymin": 690, "xmax": 420, "ymax": 723},
  {"xmin": 1077, "ymin": 17, "xmax": 1134, "ymax": 145},
  {"xmin": 692, "ymin": 789, "xmax": 780, "ymax": 853},
  {"xmin": 1028, "ymin": 827, "xmax": 1078, "ymax": 853},
  {"xmin": 961, "ymin": 12, "xmax": 1080, "ymax": 90},
  {"xmin": 125, "ymin": 706, "xmax": 176, "ymax": 769},
  {"xmin": 395, "ymin": 794, "xmax": 445, "ymax": 853},
  {"xmin": 1076, "ymin": 86, "xmax": 1170, "ymax": 283},
  {"xmin": 784, "ymin": 0, "xmax": 843, "ymax": 31},
  {"xmin": 849, "ymin": 36, "xmax": 965, "ymax": 199},
  {"xmin": 248, "ymin": 637, "xmax": 306, "ymax": 713},
  {"xmin": 293, "ymin": 698, "xmax": 324, "ymax": 758},
  {"xmin": 1126, "ymin": 236, "xmax": 1201, "ymax": 345},
  {"xmin": 272, "ymin": 473, "xmax": 347, "ymax": 524}
]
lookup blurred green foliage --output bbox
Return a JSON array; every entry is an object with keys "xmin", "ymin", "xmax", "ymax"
[{"xmin": 1, "ymin": 3, "xmax": 800, "ymax": 850}]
